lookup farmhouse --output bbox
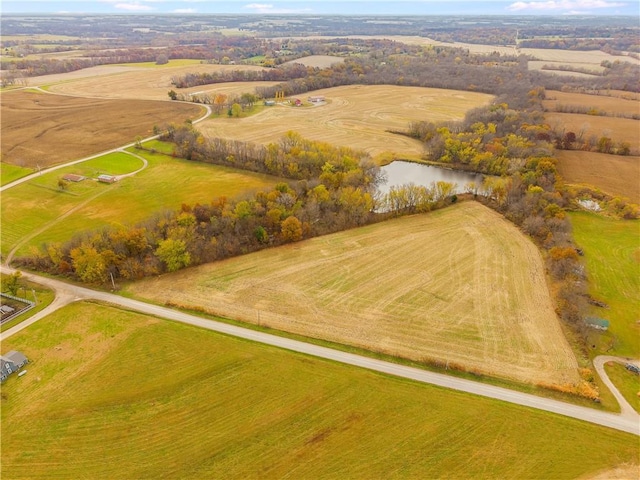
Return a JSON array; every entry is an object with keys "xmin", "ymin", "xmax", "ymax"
[
  {"xmin": 97, "ymin": 174, "xmax": 117, "ymax": 184},
  {"xmin": 0, "ymin": 350, "xmax": 28, "ymax": 382}
]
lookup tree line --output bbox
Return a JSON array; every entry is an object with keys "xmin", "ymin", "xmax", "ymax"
[{"xmin": 17, "ymin": 133, "xmax": 388, "ymax": 283}]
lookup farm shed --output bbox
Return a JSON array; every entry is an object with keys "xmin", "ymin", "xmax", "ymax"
[
  {"xmin": 264, "ymin": 100, "xmax": 276, "ymax": 106},
  {"xmin": 62, "ymin": 173, "xmax": 86, "ymax": 182},
  {"xmin": 308, "ymin": 95, "xmax": 325, "ymax": 103},
  {"xmin": 0, "ymin": 350, "xmax": 28, "ymax": 382},
  {"xmin": 98, "ymin": 174, "xmax": 117, "ymax": 184}
]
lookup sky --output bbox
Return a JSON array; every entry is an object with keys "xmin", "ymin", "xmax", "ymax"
[{"xmin": 1, "ymin": 0, "xmax": 638, "ymax": 16}]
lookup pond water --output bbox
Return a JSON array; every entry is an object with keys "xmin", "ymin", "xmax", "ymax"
[{"xmin": 379, "ymin": 161, "xmax": 484, "ymax": 196}]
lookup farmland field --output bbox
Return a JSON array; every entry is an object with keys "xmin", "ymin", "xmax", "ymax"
[
  {"xmin": 556, "ymin": 150, "xmax": 640, "ymax": 203},
  {"xmin": 1, "ymin": 147, "xmax": 279, "ymax": 259},
  {"xmin": 198, "ymin": 84, "xmax": 494, "ymax": 160},
  {"xmin": 1, "ymin": 301, "xmax": 637, "ymax": 479},
  {"xmin": 545, "ymin": 112, "xmax": 640, "ymax": 150},
  {"xmin": 569, "ymin": 212, "xmax": 640, "ymax": 358},
  {"xmin": 126, "ymin": 201, "xmax": 579, "ymax": 385},
  {"xmin": 544, "ymin": 90, "xmax": 640, "ymax": 117},
  {"xmin": 46, "ymin": 63, "xmax": 269, "ymax": 100},
  {"xmin": 0, "ymin": 163, "xmax": 33, "ymax": 186},
  {"xmin": 0, "ymin": 90, "xmax": 203, "ymax": 167}
]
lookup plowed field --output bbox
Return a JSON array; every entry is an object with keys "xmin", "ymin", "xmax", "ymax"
[
  {"xmin": 0, "ymin": 90, "xmax": 203, "ymax": 167},
  {"xmin": 127, "ymin": 202, "xmax": 579, "ymax": 386}
]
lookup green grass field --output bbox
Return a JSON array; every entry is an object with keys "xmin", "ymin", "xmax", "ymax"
[
  {"xmin": 1, "ymin": 301, "xmax": 637, "ymax": 479},
  {"xmin": 604, "ymin": 362, "xmax": 640, "ymax": 414},
  {"xmin": 0, "ymin": 163, "xmax": 34, "ymax": 186},
  {"xmin": 1, "ymin": 148, "xmax": 279, "ymax": 258},
  {"xmin": 569, "ymin": 212, "xmax": 640, "ymax": 357}
]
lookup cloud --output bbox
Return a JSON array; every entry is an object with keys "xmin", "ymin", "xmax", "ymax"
[
  {"xmin": 243, "ymin": 3, "xmax": 312, "ymax": 13},
  {"xmin": 507, "ymin": 0, "xmax": 626, "ymax": 11},
  {"xmin": 173, "ymin": 8, "xmax": 196, "ymax": 13},
  {"xmin": 114, "ymin": 2, "xmax": 155, "ymax": 11}
]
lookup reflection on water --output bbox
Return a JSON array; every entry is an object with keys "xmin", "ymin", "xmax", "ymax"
[{"xmin": 379, "ymin": 161, "xmax": 484, "ymax": 195}]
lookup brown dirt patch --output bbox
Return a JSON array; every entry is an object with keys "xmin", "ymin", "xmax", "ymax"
[
  {"xmin": 127, "ymin": 202, "xmax": 579, "ymax": 386},
  {"xmin": 0, "ymin": 90, "xmax": 203, "ymax": 167},
  {"xmin": 556, "ymin": 150, "xmax": 640, "ymax": 203}
]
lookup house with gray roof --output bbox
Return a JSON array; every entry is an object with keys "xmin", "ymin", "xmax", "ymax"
[{"xmin": 0, "ymin": 350, "xmax": 28, "ymax": 382}]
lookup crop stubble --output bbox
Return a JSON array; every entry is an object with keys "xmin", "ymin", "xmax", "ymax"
[{"xmin": 128, "ymin": 202, "xmax": 579, "ymax": 385}]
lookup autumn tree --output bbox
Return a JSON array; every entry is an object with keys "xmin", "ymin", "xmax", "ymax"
[
  {"xmin": 155, "ymin": 238, "xmax": 191, "ymax": 272},
  {"xmin": 280, "ymin": 216, "xmax": 303, "ymax": 242}
]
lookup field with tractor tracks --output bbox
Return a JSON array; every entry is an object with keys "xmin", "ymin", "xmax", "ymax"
[
  {"xmin": 197, "ymin": 84, "xmax": 494, "ymax": 160},
  {"xmin": 126, "ymin": 201, "xmax": 579, "ymax": 386}
]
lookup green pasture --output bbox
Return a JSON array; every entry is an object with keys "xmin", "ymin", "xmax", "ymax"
[
  {"xmin": 604, "ymin": 362, "xmax": 640, "ymax": 414},
  {"xmin": 1, "ymin": 301, "xmax": 637, "ymax": 479},
  {"xmin": 2, "ymin": 148, "xmax": 278, "ymax": 258},
  {"xmin": 0, "ymin": 163, "xmax": 33, "ymax": 186},
  {"xmin": 1, "ymin": 153, "xmax": 143, "ymax": 258},
  {"xmin": 0, "ymin": 273, "xmax": 55, "ymax": 332},
  {"xmin": 569, "ymin": 212, "xmax": 640, "ymax": 357}
]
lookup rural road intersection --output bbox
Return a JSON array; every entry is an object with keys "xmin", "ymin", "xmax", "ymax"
[{"xmin": 1, "ymin": 266, "xmax": 639, "ymax": 436}]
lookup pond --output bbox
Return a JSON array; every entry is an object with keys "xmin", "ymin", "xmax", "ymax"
[{"xmin": 379, "ymin": 161, "xmax": 484, "ymax": 196}]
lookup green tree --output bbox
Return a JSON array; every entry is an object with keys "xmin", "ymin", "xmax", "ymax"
[
  {"xmin": 168, "ymin": 90, "xmax": 178, "ymax": 101},
  {"xmin": 231, "ymin": 103, "xmax": 242, "ymax": 118},
  {"xmin": 4, "ymin": 271, "xmax": 22, "ymax": 296},
  {"xmin": 155, "ymin": 238, "xmax": 191, "ymax": 272}
]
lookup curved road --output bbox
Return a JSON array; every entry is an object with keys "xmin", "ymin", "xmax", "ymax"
[
  {"xmin": 1, "ymin": 266, "xmax": 638, "ymax": 436},
  {"xmin": 0, "ymin": 102, "xmax": 211, "ymax": 193},
  {"xmin": 594, "ymin": 355, "xmax": 640, "ymax": 419}
]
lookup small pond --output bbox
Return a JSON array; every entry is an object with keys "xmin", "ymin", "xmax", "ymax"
[{"xmin": 379, "ymin": 161, "xmax": 484, "ymax": 196}]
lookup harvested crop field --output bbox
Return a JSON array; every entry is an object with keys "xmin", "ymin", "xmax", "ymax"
[
  {"xmin": 0, "ymin": 90, "xmax": 203, "ymax": 167},
  {"xmin": 127, "ymin": 202, "xmax": 579, "ymax": 385},
  {"xmin": 47, "ymin": 64, "xmax": 268, "ymax": 100},
  {"xmin": 556, "ymin": 150, "xmax": 640, "ymax": 203},
  {"xmin": 544, "ymin": 91, "xmax": 640, "ymax": 117},
  {"xmin": 285, "ymin": 55, "xmax": 345, "ymax": 68},
  {"xmin": 545, "ymin": 112, "xmax": 640, "ymax": 151},
  {"xmin": 198, "ymin": 84, "xmax": 493, "ymax": 160}
]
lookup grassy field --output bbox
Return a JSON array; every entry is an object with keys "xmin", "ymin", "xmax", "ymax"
[
  {"xmin": 114, "ymin": 59, "xmax": 204, "ymax": 68},
  {"xmin": 604, "ymin": 362, "xmax": 640, "ymax": 414},
  {"xmin": 544, "ymin": 90, "xmax": 640, "ymax": 117},
  {"xmin": 198, "ymin": 84, "xmax": 493, "ymax": 161},
  {"xmin": 569, "ymin": 212, "xmax": 640, "ymax": 358},
  {"xmin": 126, "ymin": 201, "xmax": 578, "ymax": 386},
  {"xmin": 556, "ymin": 150, "xmax": 640, "ymax": 204},
  {"xmin": 1, "ymin": 148, "xmax": 279, "ymax": 259},
  {"xmin": 0, "ymin": 162, "xmax": 33, "ymax": 186},
  {"xmin": 0, "ymin": 90, "xmax": 203, "ymax": 167},
  {"xmin": 545, "ymin": 112, "xmax": 640, "ymax": 151},
  {"xmin": 1, "ymin": 301, "xmax": 637, "ymax": 479}
]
